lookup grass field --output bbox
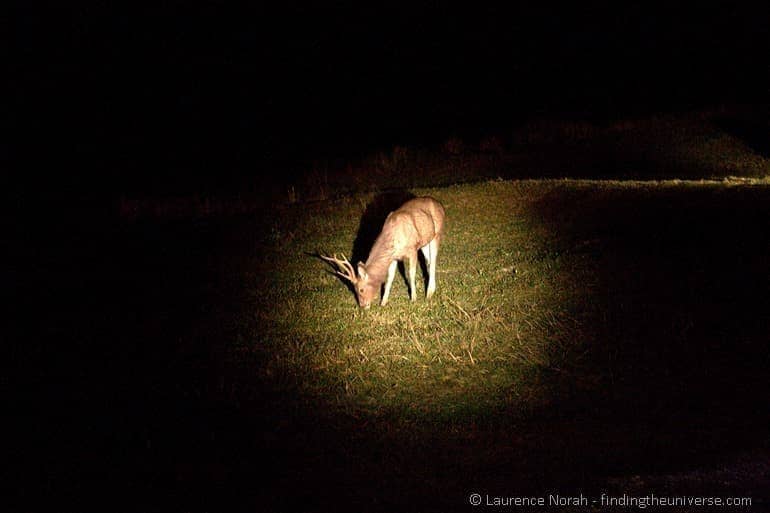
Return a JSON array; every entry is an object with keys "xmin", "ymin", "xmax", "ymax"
[
  {"xmin": 13, "ymin": 110, "xmax": 770, "ymax": 511},
  {"xmin": 249, "ymin": 177, "xmax": 769, "ymax": 418},
  {"xmin": 250, "ymin": 181, "xmax": 610, "ymax": 424},
  {"xmin": 222, "ymin": 178, "xmax": 769, "ymax": 511}
]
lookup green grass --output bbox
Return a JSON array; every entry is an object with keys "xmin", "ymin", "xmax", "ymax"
[
  {"xmin": 251, "ymin": 182, "xmax": 568, "ymax": 422},
  {"xmin": 195, "ymin": 117, "xmax": 770, "ymax": 509},
  {"xmin": 27, "ymin": 106, "xmax": 770, "ymax": 511},
  {"xmin": 88, "ymin": 173, "xmax": 770, "ymax": 511},
  {"xmin": 239, "ymin": 177, "xmax": 770, "ymax": 439}
]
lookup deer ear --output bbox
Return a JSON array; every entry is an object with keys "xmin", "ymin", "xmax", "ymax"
[{"xmin": 357, "ymin": 262, "xmax": 368, "ymax": 280}]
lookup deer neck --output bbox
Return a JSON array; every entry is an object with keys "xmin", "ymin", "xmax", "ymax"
[{"xmin": 364, "ymin": 231, "xmax": 395, "ymax": 284}]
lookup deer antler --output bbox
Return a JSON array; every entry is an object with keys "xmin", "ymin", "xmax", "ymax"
[{"xmin": 320, "ymin": 252, "xmax": 358, "ymax": 283}]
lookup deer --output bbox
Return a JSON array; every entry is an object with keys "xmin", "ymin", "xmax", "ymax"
[{"xmin": 322, "ymin": 197, "xmax": 445, "ymax": 309}]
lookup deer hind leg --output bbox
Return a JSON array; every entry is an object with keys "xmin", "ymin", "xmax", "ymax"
[
  {"xmin": 381, "ymin": 260, "xmax": 398, "ymax": 306},
  {"xmin": 406, "ymin": 253, "xmax": 418, "ymax": 301},
  {"xmin": 420, "ymin": 238, "xmax": 438, "ymax": 299}
]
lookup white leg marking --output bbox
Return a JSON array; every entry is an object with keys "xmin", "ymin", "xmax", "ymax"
[
  {"xmin": 426, "ymin": 239, "xmax": 438, "ymax": 299},
  {"xmin": 407, "ymin": 254, "xmax": 417, "ymax": 301},
  {"xmin": 381, "ymin": 260, "xmax": 398, "ymax": 306}
]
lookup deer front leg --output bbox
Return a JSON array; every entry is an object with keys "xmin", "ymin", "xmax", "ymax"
[
  {"xmin": 420, "ymin": 239, "xmax": 438, "ymax": 299},
  {"xmin": 381, "ymin": 260, "xmax": 398, "ymax": 306},
  {"xmin": 406, "ymin": 253, "xmax": 417, "ymax": 301}
]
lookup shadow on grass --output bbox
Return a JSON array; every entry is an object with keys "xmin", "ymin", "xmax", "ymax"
[
  {"xmin": 527, "ymin": 184, "xmax": 770, "ymax": 473},
  {"xmin": 317, "ymin": 190, "xmax": 420, "ymax": 306},
  {"xmin": 351, "ymin": 190, "xmax": 423, "ymax": 298},
  {"xmin": 16, "ymin": 185, "xmax": 770, "ymax": 512},
  {"xmin": 10, "ymin": 216, "xmax": 271, "ymax": 512},
  {"xmin": 350, "ymin": 190, "xmax": 416, "ymax": 265}
]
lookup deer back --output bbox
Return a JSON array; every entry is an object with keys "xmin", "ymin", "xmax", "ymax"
[{"xmin": 380, "ymin": 197, "xmax": 445, "ymax": 259}]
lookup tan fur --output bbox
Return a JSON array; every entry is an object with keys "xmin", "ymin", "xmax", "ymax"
[{"xmin": 325, "ymin": 197, "xmax": 445, "ymax": 308}]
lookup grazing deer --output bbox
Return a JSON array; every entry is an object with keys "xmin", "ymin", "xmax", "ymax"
[{"xmin": 322, "ymin": 197, "xmax": 445, "ymax": 309}]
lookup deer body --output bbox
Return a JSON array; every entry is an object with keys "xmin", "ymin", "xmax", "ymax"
[{"xmin": 323, "ymin": 197, "xmax": 445, "ymax": 308}]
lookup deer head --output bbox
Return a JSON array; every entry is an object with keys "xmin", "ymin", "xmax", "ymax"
[{"xmin": 320, "ymin": 253, "xmax": 378, "ymax": 309}]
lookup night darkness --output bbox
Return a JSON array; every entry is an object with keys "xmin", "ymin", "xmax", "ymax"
[
  {"xmin": 8, "ymin": 2, "xmax": 770, "ymax": 512},
  {"xmin": 11, "ymin": 3, "xmax": 767, "ymax": 195}
]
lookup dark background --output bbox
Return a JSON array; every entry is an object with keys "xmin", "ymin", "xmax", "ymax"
[
  {"xmin": 11, "ymin": 2, "xmax": 768, "ymax": 196},
  {"xmin": 7, "ymin": 3, "xmax": 770, "ymax": 511}
]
